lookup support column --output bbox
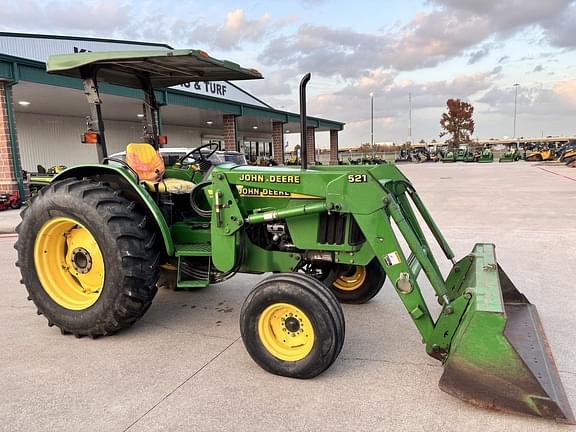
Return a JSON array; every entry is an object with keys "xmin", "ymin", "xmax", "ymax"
[
  {"xmin": 272, "ymin": 121, "xmax": 284, "ymax": 165},
  {"xmin": 306, "ymin": 126, "xmax": 316, "ymax": 165},
  {"xmin": 0, "ymin": 81, "xmax": 24, "ymax": 199},
  {"xmin": 223, "ymin": 114, "xmax": 238, "ymax": 151},
  {"xmin": 329, "ymin": 129, "xmax": 339, "ymax": 165}
]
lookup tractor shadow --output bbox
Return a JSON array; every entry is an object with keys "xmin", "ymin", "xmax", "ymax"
[{"xmin": 139, "ymin": 273, "xmax": 262, "ymax": 340}]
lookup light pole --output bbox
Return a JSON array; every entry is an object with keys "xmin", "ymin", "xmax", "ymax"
[
  {"xmin": 369, "ymin": 92, "xmax": 374, "ymax": 159},
  {"xmin": 408, "ymin": 92, "xmax": 412, "ymax": 144},
  {"xmin": 513, "ymin": 83, "xmax": 520, "ymax": 140}
]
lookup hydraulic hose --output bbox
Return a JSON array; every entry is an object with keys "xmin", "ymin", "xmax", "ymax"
[{"xmin": 189, "ymin": 181, "xmax": 212, "ymax": 218}]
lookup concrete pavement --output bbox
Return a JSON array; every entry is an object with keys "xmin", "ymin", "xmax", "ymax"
[
  {"xmin": 0, "ymin": 209, "xmax": 20, "ymax": 234},
  {"xmin": 0, "ymin": 162, "xmax": 575, "ymax": 431}
]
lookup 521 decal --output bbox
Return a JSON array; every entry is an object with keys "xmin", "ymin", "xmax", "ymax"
[{"xmin": 347, "ymin": 174, "xmax": 368, "ymax": 183}]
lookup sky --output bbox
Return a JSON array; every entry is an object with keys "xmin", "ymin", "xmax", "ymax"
[{"xmin": 2, "ymin": 0, "xmax": 576, "ymax": 148}]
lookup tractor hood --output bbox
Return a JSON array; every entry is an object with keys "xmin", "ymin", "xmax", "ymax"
[{"xmin": 46, "ymin": 49, "xmax": 263, "ymax": 88}]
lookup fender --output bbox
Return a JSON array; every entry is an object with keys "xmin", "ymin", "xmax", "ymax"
[{"xmin": 54, "ymin": 164, "xmax": 174, "ymax": 256}]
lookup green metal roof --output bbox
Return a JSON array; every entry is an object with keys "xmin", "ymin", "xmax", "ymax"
[
  {"xmin": 46, "ymin": 49, "xmax": 263, "ymax": 89},
  {"xmin": 0, "ymin": 31, "xmax": 172, "ymax": 49}
]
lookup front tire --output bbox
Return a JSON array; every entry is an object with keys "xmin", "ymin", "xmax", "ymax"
[
  {"xmin": 15, "ymin": 178, "xmax": 160, "ymax": 337},
  {"xmin": 240, "ymin": 273, "xmax": 345, "ymax": 379}
]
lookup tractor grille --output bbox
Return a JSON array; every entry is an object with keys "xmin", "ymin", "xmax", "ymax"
[
  {"xmin": 317, "ymin": 214, "xmax": 365, "ymax": 246},
  {"xmin": 348, "ymin": 217, "xmax": 365, "ymax": 246},
  {"xmin": 318, "ymin": 213, "xmax": 346, "ymax": 245}
]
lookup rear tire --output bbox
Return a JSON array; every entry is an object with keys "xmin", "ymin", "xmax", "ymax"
[
  {"xmin": 328, "ymin": 258, "xmax": 386, "ymax": 304},
  {"xmin": 240, "ymin": 273, "xmax": 345, "ymax": 379},
  {"xmin": 15, "ymin": 178, "xmax": 160, "ymax": 337}
]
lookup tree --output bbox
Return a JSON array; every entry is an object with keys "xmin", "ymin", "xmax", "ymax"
[{"xmin": 439, "ymin": 99, "xmax": 475, "ymax": 149}]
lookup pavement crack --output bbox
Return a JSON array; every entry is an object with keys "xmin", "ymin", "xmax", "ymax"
[
  {"xmin": 340, "ymin": 356, "xmax": 440, "ymax": 368},
  {"xmin": 123, "ymin": 337, "xmax": 240, "ymax": 432},
  {"xmin": 0, "ymin": 304, "xmax": 33, "ymax": 310},
  {"xmin": 559, "ymin": 369, "xmax": 576, "ymax": 377}
]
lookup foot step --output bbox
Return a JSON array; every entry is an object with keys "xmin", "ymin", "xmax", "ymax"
[
  {"xmin": 175, "ymin": 243, "xmax": 212, "ymax": 257},
  {"xmin": 175, "ymin": 244, "xmax": 211, "ymax": 288}
]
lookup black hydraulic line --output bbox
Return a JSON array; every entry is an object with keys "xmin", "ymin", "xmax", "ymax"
[{"xmin": 189, "ymin": 181, "xmax": 212, "ymax": 218}]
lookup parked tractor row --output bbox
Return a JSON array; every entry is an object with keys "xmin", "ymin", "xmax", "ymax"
[{"xmin": 392, "ymin": 141, "xmax": 576, "ymax": 166}]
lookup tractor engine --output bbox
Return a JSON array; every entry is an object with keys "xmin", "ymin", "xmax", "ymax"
[
  {"xmin": 265, "ymin": 223, "xmax": 296, "ymax": 251},
  {"xmin": 247, "ymin": 221, "xmax": 296, "ymax": 252}
]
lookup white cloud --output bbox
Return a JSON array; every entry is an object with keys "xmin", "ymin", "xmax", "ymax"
[
  {"xmin": 186, "ymin": 9, "xmax": 273, "ymax": 50},
  {"xmin": 0, "ymin": 0, "xmax": 131, "ymax": 34}
]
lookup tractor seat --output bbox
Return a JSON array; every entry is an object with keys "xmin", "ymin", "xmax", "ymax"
[{"xmin": 125, "ymin": 143, "xmax": 195, "ymax": 194}]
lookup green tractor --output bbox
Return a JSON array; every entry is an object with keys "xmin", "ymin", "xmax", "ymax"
[
  {"xmin": 27, "ymin": 164, "xmax": 66, "ymax": 196},
  {"xmin": 456, "ymin": 144, "xmax": 478, "ymax": 162},
  {"xmin": 499, "ymin": 147, "xmax": 523, "ymax": 162},
  {"xmin": 441, "ymin": 145, "xmax": 475, "ymax": 162},
  {"xmin": 15, "ymin": 50, "xmax": 574, "ymax": 423},
  {"xmin": 478, "ymin": 148, "xmax": 493, "ymax": 163},
  {"xmin": 441, "ymin": 149, "xmax": 456, "ymax": 162}
]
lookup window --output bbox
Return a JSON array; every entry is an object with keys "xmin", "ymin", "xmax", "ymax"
[{"xmin": 243, "ymin": 139, "xmax": 272, "ymax": 163}]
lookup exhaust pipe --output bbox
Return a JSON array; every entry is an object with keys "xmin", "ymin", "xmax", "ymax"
[{"xmin": 299, "ymin": 73, "xmax": 311, "ymax": 170}]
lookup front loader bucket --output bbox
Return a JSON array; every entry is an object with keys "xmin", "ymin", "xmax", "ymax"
[{"xmin": 439, "ymin": 244, "xmax": 574, "ymax": 423}]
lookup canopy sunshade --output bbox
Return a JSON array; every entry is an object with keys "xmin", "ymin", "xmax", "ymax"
[{"xmin": 46, "ymin": 49, "xmax": 263, "ymax": 89}]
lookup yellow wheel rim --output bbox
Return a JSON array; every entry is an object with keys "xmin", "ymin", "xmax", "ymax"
[
  {"xmin": 333, "ymin": 266, "xmax": 366, "ymax": 291},
  {"xmin": 34, "ymin": 217, "xmax": 105, "ymax": 310},
  {"xmin": 258, "ymin": 303, "xmax": 315, "ymax": 361}
]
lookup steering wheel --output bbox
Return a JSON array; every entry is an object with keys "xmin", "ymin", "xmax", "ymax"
[
  {"xmin": 102, "ymin": 157, "xmax": 140, "ymax": 182},
  {"xmin": 177, "ymin": 142, "xmax": 220, "ymax": 166}
]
